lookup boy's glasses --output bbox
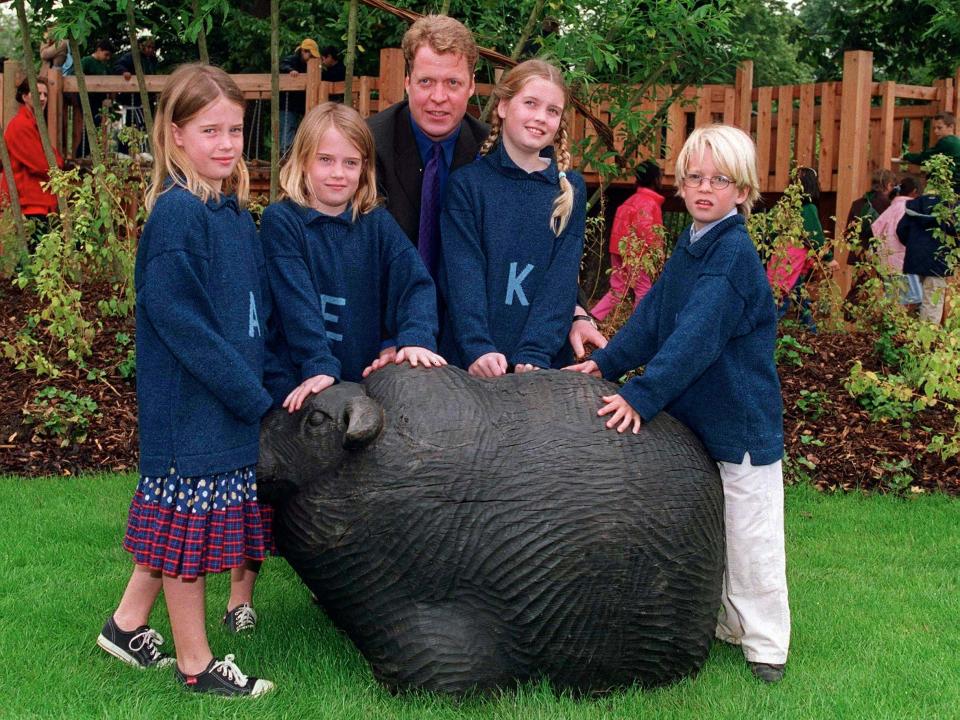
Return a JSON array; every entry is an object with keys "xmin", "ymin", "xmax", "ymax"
[{"xmin": 682, "ymin": 173, "xmax": 733, "ymax": 190}]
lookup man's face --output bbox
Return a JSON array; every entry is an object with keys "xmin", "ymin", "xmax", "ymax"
[
  {"xmin": 94, "ymin": 49, "xmax": 112, "ymax": 62},
  {"xmin": 404, "ymin": 45, "xmax": 475, "ymax": 142},
  {"xmin": 933, "ymin": 120, "xmax": 955, "ymax": 140},
  {"xmin": 141, "ymin": 41, "xmax": 156, "ymax": 58},
  {"xmin": 321, "ymin": 54, "xmax": 336, "ymax": 68}
]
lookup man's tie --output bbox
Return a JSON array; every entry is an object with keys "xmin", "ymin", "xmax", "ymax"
[{"xmin": 418, "ymin": 142, "xmax": 442, "ymax": 279}]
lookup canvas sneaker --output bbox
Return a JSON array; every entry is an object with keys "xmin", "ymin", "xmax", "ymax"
[
  {"xmin": 223, "ymin": 603, "xmax": 258, "ymax": 633},
  {"xmin": 96, "ymin": 616, "xmax": 176, "ymax": 669},
  {"xmin": 176, "ymin": 654, "xmax": 275, "ymax": 697}
]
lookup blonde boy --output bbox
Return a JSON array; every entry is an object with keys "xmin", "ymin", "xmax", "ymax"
[{"xmin": 568, "ymin": 125, "xmax": 790, "ymax": 683}]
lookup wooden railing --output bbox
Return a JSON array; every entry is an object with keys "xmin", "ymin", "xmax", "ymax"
[{"xmin": 3, "ymin": 49, "xmax": 959, "ymax": 243}]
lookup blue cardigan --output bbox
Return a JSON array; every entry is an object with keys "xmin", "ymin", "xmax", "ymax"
[
  {"xmin": 439, "ymin": 142, "xmax": 585, "ymax": 369},
  {"xmin": 592, "ymin": 214, "xmax": 784, "ymax": 465},
  {"xmin": 135, "ymin": 186, "xmax": 272, "ymax": 477},
  {"xmin": 261, "ymin": 200, "xmax": 438, "ymax": 403}
]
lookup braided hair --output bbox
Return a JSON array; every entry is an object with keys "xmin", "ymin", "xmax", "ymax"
[{"xmin": 481, "ymin": 59, "xmax": 575, "ymax": 236}]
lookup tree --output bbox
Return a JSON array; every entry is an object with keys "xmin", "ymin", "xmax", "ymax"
[
  {"xmin": 729, "ymin": 0, "xmax": 814, "ymax": 86},
  {"xmin": 795, "ymin": 0, "xmax": 960, "ymax": 83}
]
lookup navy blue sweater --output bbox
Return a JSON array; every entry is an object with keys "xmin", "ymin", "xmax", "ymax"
[
  {"xmin": 135, "ymin": 186, "xmax": 272, "ymax": 477},
  {"xmin": 439, "ymin": 142, "xmax": 585, "ymax": 369},
  {"xmin": 592, "ymin": 214, "xmax": 784, "ymax": 465},
  {"xmin": 261, "ymin": 200, "xmax": 438, "ymax": 403},
  {"xmin": 897, "ymin": 195, "xmax": 955, "ymax": 278}
]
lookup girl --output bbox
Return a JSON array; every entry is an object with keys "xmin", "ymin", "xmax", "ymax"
[
  {"xmin": 568, "ymin": 125, "xmax": 790, "ymax": 684},
  {"xmin": 439, "ymin": 59, "xmax": 585, "ymax": 376},
  {"xmin": 261, "ymin": 101, "xmax": 444, "ymax": 414},
  {"xmin": 96, "ymin": 64, "xmax": 274, "ymax": 697},
  {"xmin": 0, "ymin": 77, "xmax": 63, "ymax": 245}
]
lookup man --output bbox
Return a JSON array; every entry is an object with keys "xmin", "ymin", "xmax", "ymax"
[
  {"xmin": 368, "ymin": 15, "xmax": 605, "ymax": 356},
  {"xmin": 114, "ymin": 37, "xmax": 158, "ymax": 132},
  {"xmin": 320, "ymin": 46, "xmax": 346, "ymax": 83},
  {"xmin": 77, "ymin": 39, "xmax": 115, "ymax": 157},
  {"xmin": 279, "ymin": 38, "xmax": 321, "ymax": 152}
]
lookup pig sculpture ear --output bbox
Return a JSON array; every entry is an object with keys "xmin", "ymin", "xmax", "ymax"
[{"xmin": 343, "ymin": 394, "xmax": 384, "ymax": 449}]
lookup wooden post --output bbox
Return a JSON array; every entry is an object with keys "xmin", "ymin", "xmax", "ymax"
[
  {"xmin": 377, "ymin": 48, "xmax": 405, "ymax": 110},
  {"xmin": 818, "ymin": 82, "xmax": 839, "ymax": 192},
  {"xmin": 954, "ymin": 66, "xmax": 960, "ymax": 119},
  {"xmin": 46, "ymin": 68, "xmax": 62, "ymax": 155},
  {"xmin": 795, "ymin": 83, "xmax": 815, "ymax": 168},
  {"xmin": 756, "ymin": 86, "xmax": 773, "ymax": 191},
  {"xmin": 3, "ymin": 59, "xmax": 20, "ymax": 127},
  {"xmin": 734, "ymin": 60, "xmax": 753, "ymax": 134},
  {"xmin": 834, "ymin": 50, "xmax": 874, "ymax": 294},
  {"xmin": 875, "ymin": 80, "xmax": 895, "ymax": 173},
  {"xmin": 305, "ymin": 56, "xmax": 320, "ymax": 111},
  {"xmin": 774, "ymin": 85, "xmax": 794, "ymax": 189}
]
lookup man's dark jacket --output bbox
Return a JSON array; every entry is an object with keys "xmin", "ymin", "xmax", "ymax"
[{"xmin": 367, "ymin": 100, "xmax": 488, "ymax": 247}]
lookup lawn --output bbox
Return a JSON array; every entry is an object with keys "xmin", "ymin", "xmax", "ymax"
[{"xmin": 0, "ymin": 475, "xmax": 957, "ymax": 720}]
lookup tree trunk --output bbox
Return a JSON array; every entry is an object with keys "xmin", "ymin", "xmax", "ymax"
[
  {"xmin": 270, "ymin": 0, "xmax": 280, "ymax": 201},
  {"xmin": 193, "ymin": 0, "xmax": 210, "ymax": 64},
  {"xmin": 125, "ymin": 1, "xmax": 154, "ymax": 148},
  {"xmin": 67, "ymin": 37, "xmax": 104, "ymax": 166},
  {"xmin": 13, "ymin": 0, "xmax": 69, "ymax": 218},
  {"xmin": 439, "ymin": 0, "xmax": 451, "ymax": 15},
  {"xmin": 343, "ymin": 0, "xmax": 358, "ymax": 108},
  {"xmin": 0, "ymin": 123, "xmax": 27, "ymax": 244},
  {"xmin": 479, "ymin": 0, "xmax": 545, "ymax": 123}
]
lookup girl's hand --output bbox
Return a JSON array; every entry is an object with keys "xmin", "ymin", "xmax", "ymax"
[
  {"xmin": 469, "ymin": 352, "xmax": 508, "ymax": 378},
  {"xmin": 362, "ymin": 345, "xmax": 398, "ymax": 378},
  {"xmin": 283, "ymin": 374, "xmax": 336, "ymax": 413},
  {"xmin": 514, "ymin": 363, "xmax": 539, "ymax": 373},
  {"xmin": 597, "ymin": 394, "xmax": 642, "ymax": 434},
  {"xmin": 564, "ymin": 359, "xmax": 601, "ymax": 377},
  {"xmin": 396, "ymin": 346, "xmax": 447, "ymax": 369}
]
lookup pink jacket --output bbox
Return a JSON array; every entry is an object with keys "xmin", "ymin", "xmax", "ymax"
[
  {"xmin": 608, "ymin": 186, "xmax": 665, "ymax": 256},
  {"xmin": 871, "ymin": 196, "xmax": 911, "ymax": 272}
]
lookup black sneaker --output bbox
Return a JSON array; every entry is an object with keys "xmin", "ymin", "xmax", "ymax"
[
  {"xmin": 96, "ymin": 616, "xmax": 176, "ymax": 669},
  {"xmin": 176, "ymin": 654, "xmax": 274, "ymax": 697},
  {"xmin": 222, "ymin": 603, "xmax": 257, "ymax": 633},
  {"xmin": 749, "ymin": 661, "xmax": 786, "ymax": 684}
]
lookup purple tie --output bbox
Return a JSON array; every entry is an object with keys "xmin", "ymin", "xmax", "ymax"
[{"xmin": 418, "ymin": 142, "xmax": 442, "ymax": 278}]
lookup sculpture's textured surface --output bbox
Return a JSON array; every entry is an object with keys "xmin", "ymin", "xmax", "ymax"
[{"xmin": 258, "ymin": 365, "xmax": 724, "ymax": 695}]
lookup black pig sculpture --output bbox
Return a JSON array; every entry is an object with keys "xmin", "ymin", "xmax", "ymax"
[{"xmin": 257, "ymin": 364, "xmax": 724, "ymax": 695}]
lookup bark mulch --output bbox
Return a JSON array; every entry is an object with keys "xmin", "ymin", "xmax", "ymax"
[{"xmin": 1, "ymin": 283, "xmax": 957, "ymax": 494}]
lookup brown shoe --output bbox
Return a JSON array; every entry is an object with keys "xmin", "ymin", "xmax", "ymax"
[{"xmin": 749, "ymin": 661, "xmax": 786, "ymax": 683}]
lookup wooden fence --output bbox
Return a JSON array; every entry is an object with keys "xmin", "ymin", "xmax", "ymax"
[{"xmin": 3, "ymin": 48, "xmax": 959, "ymax": 244}]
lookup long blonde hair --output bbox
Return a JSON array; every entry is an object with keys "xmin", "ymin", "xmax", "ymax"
[
  {"xmin": 146, "ymin": 63, "xmax": 249, "ymax": 211},
  {"xmin": 675, "ymin": 124, "xmax": 760, "ymax": 218},
  {"xmin": 480, "ymin": 59, "xmax": 574, "ymax": 236},
  {"xmin": 279, "ymin": 102, "xmax": 379, "ymax": 220}
]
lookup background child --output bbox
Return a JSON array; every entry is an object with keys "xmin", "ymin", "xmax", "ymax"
[
  {"xmin": 439, "ymin": 59, "xmax": 585, "ymax": 376},
  {"xmin": 567, "ymin": 124, "xmax": 790, "ymax": 684},
  {"xmin": 590, "ymin": 160, "xmax": 665, "ymax": 321},
  {"xmin": 897, "ymin": 183, "xmax": 955, "ymax": 325},
  {"xmin": 872, "ymin": 175, "xmax": 923, "ymax": 307},
  {"xmin": 261, "ymin": 101, "xmax": 444, "ymax": 414},
  {"xmin": 767, "ymin": 166, "xmax": 835, "ymax": 331},
  {"xmin": 96, "ymin": 63, "xmax": 274, "ymax": 697}
]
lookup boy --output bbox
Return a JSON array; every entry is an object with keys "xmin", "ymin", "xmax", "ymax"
[
  {"xmin": 895, "ymin": 112, "xmax": 960, "ymax": 192},
  {"xmin": 567, "ymin": 124, "xmax": 790, "ymax": 683}
]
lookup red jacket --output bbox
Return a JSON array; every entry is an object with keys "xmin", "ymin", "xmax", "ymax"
[
  {"xmin": 1, "ymin": 104, "xmax": 63, "ymax": 216},
  {"xmin": 609, "ymin": 186, "xmax": 665, "ymax": 255}
]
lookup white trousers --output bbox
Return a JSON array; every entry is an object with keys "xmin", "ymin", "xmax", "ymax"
[
  {"xmin": 920, "ymin": 276, "xmax": 947, "ymax": 324},
  {"xmin": 714, "ymin": 454, "xmax": 791, "ymax": 664}
]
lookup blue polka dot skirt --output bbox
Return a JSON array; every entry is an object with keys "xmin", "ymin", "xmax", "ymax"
[{"xmin": 123, "ymin": 465, "xmax": 276, "ymax": 578}]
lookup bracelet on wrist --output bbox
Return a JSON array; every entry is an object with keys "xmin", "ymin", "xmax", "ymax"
[{"xmin": 573, "ymin": 313, "xmax": 597, "ymax": 328}]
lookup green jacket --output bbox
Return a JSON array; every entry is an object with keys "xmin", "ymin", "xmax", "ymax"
[{"xmin": 903, "ymin": 134, "xmax": 960, "ymax": 190}]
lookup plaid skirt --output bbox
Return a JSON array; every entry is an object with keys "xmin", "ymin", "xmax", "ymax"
[{"xmin": 123, "ymin": 464, "xmax": 276, "ymax": 579}]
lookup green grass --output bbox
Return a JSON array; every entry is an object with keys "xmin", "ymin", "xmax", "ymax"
[{"xmin": 0, "ymin": 475, "xmax": 957, "ymax": 719}]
